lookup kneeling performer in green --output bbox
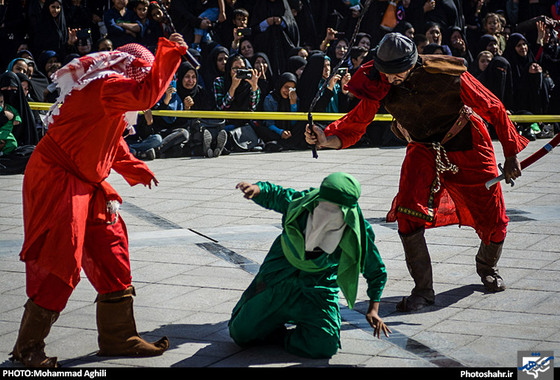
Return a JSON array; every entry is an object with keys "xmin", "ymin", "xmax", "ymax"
[{"xmin": 228, "ymin": 172, "xmax": 391, "ymax": 358}]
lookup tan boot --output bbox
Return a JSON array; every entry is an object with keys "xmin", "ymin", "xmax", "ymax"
[
  {"xmin": 10, "ymin": 299, "xmax": 59, "ymax": 368},
  {"xmin": 396, "ymin": 228, "xmax": 435, "ymax": 312},
  {"xmin": 96, "ymin": 286, "xmax": 169, "ymax": 357},
  {"xmin": 476, "ymin": 241, "xmax": 506, "ymax": 292}
]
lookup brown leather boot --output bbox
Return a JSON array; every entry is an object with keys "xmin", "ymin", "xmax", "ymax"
[
  {"xmin": 10, "ymin": 299, "xmax": 59, "ymax": 368},
  {"xmin": 476, "ymin": 241, "xmax": 506, "ymax": 292},
  {"xmin": 396, "ymin": 228, "xmax": 436, "ymax": 312},
  {"xmin": 96, "ymin": 286, "xmax": 169, "ymax": 357}
]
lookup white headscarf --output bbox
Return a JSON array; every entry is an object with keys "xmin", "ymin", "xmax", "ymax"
[{"xmin": 304, "ymin": 201, "xmax": 346, "ymax": 254}]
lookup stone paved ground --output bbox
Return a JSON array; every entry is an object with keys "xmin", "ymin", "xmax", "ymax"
[{"xmin": 0, "ymin": 140, "xmax": 558, "ymax": 373}]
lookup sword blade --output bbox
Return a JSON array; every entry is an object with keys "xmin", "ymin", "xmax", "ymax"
[{"xmin": 485, "ymin": 133, "xmax": 560, "ymax": 189}]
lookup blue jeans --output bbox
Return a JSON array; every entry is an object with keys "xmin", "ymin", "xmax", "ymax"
[{"xmin": 128, "ymin": 134, "xmax": 162, "ymax": 154}]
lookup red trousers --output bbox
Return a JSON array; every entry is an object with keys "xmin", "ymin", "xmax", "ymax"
[{"xmin": 26, "ymin": 218, "xmax": 132, "ymax": 312}]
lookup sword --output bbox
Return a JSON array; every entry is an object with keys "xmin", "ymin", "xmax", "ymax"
[{"xmin": 485, "ymin": 133, "xmax": 560, "ymax": 189}]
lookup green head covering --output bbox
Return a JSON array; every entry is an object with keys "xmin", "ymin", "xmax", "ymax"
[{"xmin": 281, "ymin": 172, "xmax": 367, "ymax": 309}]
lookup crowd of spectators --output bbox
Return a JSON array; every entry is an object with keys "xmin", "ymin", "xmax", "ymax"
[{"xmin": 1, "ymin": 0, "xmax": 559, "ymax": 163}]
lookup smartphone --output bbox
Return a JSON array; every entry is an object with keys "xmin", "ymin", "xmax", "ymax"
[
  {"xmin": 236, "ymin": 69, "xmax": 253, "ymax": 80},
  {"xmin": 237, "ymin": 28, "xmax": 252, "ymax": 37},
  {"xmin": 337, "ymin": 67, "xmax": 348, "ymax": 76}
]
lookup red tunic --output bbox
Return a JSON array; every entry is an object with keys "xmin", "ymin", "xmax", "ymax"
[
  {"xmin": 324, "ymin": 60, "xmax": 529, "ymax": 244},
  {"xmin": 20, "ymin": 38, "xmax": 187, "ymax": 288}
]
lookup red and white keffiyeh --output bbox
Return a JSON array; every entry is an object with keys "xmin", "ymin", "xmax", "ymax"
[{"xmin": 47, "ymin": 43, "xmax": 155, "ymax": 127}]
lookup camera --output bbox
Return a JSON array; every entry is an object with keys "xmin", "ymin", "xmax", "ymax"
[
  {"xmin": 236, "ymin": 69, "xmax": 253, "ymax": 80},
  {"xmin": 337, "ymin": 67, "xmax": 348, "ymax": 76},
  {"xmin": 237, "ymin": 28, "xmax": 252, "ymax": 37}
]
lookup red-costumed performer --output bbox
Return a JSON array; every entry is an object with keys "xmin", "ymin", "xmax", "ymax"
[
  {"xmin": 305, "ymin": 33, "xmax": 529, "ymax": 313},
  {"xmin": 10, "ymin": 34, "xmax": 188, "ymax": 367}
]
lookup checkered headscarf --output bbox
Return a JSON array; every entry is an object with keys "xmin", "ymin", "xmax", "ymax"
[{"xmin": 46, "ymin": 44, "xmax": 155, "ymax": 126}]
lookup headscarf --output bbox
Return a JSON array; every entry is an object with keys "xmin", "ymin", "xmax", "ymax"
[
  {"xmin": 32, "ymin": 0, "xmax": 69, "ymax": 57},
  {"xmin": 503, "ymin": 33, "xmax": 534, "ymax": 81},
  {"xmin": 0, "ymin": 72, "xmax": 38, "ymax": 146},
  {"xmin": 297, "ymin": 51, "xmax": 326, "ymax": 111},
  {"xmin": 286, "ymin": 55, "xmax": 307, "ymax": 77},
  {"xmin": 280, "ymin": 172, "xmax": 368, "ymax": 309},
  {"xmin": 478, "ymin": 56, "xmax": 514, "ymax": 110},
  {"xmin": 46, "ymin": 43, "xmax": 155, "ymax": 126},
  {"xmin": 175, "ymin": 61, "xmax": 213, "ymax": 111},
  {"xmin": 223, "ymin": 54, "xmax": 254, "ymax": 112},
  {"xmin": 201, "ymin": 45, "xmax": 229, "ymax": 91},
  {"xmin": 270, "ymin": 72, "xmax": 297, "ymax": 130}
]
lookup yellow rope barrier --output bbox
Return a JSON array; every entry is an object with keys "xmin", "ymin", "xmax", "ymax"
[{"xmin": 29, "ymin": 102, "xmax": 560, "ymax": 123}]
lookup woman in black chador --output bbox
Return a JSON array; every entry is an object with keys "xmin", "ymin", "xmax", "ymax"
[{"xmin": 249, "ymin": 0, "xmax": 300, "ymax": 77}]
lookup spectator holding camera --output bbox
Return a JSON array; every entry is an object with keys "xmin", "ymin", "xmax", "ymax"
[{"xmin": 298, "ymin": 52, "xmax": 351, "ymax": 115}]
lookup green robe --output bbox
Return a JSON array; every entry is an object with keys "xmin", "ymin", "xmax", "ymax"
[{"xmin": 228, "ymin": 180, "xmax": 387, "ymax": 358}]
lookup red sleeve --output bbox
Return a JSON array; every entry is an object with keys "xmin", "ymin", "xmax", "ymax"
[
  {"xmin": 324, "ymin": 97, "xmax": 382, "ymax": 149},
  {"xmin": 112, "ymin": 137, "xmax": 156, "ymax": 186},
  {"xmin": 460, "ymin": 71, "xmax": 528, "ymax": 157},
  {"xmin": 101, "ymin": 37, "xmax": 187, "ymax": 114},
  {"xmin": 324, "ymin": 60, "xmax": 390, "ymax": 149}
]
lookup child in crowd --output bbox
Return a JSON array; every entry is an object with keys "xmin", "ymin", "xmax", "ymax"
[{"xmin": 0, "ymin": 93, "xmax": 21, "ymax": 156}]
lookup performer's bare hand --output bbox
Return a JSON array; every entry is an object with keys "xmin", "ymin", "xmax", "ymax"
[
  {"xmin": 305, "ymin": 124, "xmax": 327, "ymax": 147},
  {"xmin": 366, "ymin": 301, "xmax": 391, "ymax": 339},
  {"xmin": 169, "ymin": 33, "xmax": 188, "ymax": 48},
  {"xmin": 503, "ymin": 156, "xmax": 522, "ymax": 184},
  {"xmin": 236, "ymin": 182, "xmax": 260, "ymax": 199},
  {"xmin": 147, "ymin": 177, "xmax": 159, "ymax": 189}
]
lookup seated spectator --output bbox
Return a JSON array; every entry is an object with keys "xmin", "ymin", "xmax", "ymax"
[
  {"xmin": 478, "ymin": 56, "xmax": 514, "ymax": 112},
  {"xmin": 191, "ymin": 0, "xmax": 227, "ymax": 49},
  {"xmin": 200, "ymin": 45, "xmax": 229, "ymax": 91},
  {"xmin": 298, "ymin": 53, "xmax": 351, "ymax": 115},
  {"xmin": 286, "ymin": 55, "xmax": 307, "ymax": 79},
  {"xmin": 176, "ymin": 61, "xmax": 227, "ymax": 158},
  {"xmin": 326, "ymin": 38, "xmax": 350, "ymax": 68},
  {"xmin": 131, "ymin": 0, "xmax": 157, "ymax": 50},
  {"xmin": 0, "ymin": 71, "xmax": 38, "ymax": 147},
  {"xmin": 447, "ymin": 26, "xmax": 473, "ymax": 67},
  {"xmin": 354, "ymin": 32, "xmax": 372, "ymax": 50},
  {"xmin": 394, "ymin": 21, "xmax": 415, "ymax": 40},
  {"xmin": 0, "ymin": 91, "xmax": 21, "ymax": 156},
  {"xmin": 422, "ymin": 43, "xmax": 445, "ymax": 54},
  {"xmin": 213, "ymin": 54, "xmax": 265, "ymax": 151},
  {"xmin": 262, "ymin": 72, "xmax": 307, "ymax": 150},
  {"xmin": 478, "ymin": 33, "xmax": 501, "ymax": 56},
  {"xmin": 349, "ymin": 46, "xmax": 368, "ymax": 75},
  {"xmin": 413, "ymin": 33, "xmax": 429, "ymax": 53},
  {"xmin": 250, "ymin": 52, "xmax": 274, "ymax": 109},
  {"xmin": 31, "ymin": 0, "xmax": 76, "ymax": 58},
  {"xmin": 125, "ymin": 111, "xmax": 162, "ymax": 161},
  {"xmin": 222, "ymin": 7, "xmax": 251, "ymax": 52},
  {"xmin": 504, "ymin": 32, "xmax": 553, "ymax": 114},
  {"xmin": 288, "ymin": 46, "xmax": 309, "ymax": 60},
  {"xmin": 238, "ymin": 37, "xmax": 255, "ymax": 60},
  {"xmin": 481, "ymin": 12, "xmax": 506, "ymax": 54},
  {"xmin": 96, "ymin": 37, "xmax": 114, "ymax": 52},
  {"xmin": 424, "ymin": 21, "xmax": 452, "ymax": 55},
  {"xmin": 469, "ymin": 50, "xmax": 493, "ymax": 78},
  {"xmin": 103, "ymin": 0, "xmax": 139, "ymax": 48},
  {"xmin": 147, "ymin": 1, "xmax": 173, "ymax": 40},
  {"xmin": 6, "ymin": 58, "xmax": 30, "ymax": 77}
]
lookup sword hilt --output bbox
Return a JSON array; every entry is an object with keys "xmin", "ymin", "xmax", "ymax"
[{"xmin": 485, "ymin": 163, "xmax": 514, "ymax": 189}]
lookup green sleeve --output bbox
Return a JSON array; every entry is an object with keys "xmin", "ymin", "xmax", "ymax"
[
  {"xmin": 362, "ymin": 220, "xmax": 387, "ymax": 302},
  {"xmin": 252, "ymin": 181, "xmax": 311, "ymax": 215},
  {"xmin": 0, "ymin": 105, "xmax": 20, "ymax": 140}
]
